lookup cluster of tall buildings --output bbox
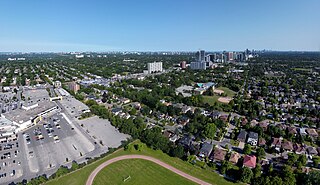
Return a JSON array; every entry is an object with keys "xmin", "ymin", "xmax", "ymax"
[{"xmin": 189, "ymin": 49, "xmax": 256, "ymax": 70}]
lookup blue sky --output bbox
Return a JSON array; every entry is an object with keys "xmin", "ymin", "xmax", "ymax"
[{"xmin": 0, "ymin": 0, "xmax": 319, "ymax": 52}]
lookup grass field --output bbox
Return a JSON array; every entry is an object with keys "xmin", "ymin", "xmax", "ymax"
[
  {"xmin": 292, "ymin": 68, "xmax": 312, "ymax": 72},
  {"xmin": 203, "ymin": 87, "xmax": 236, "ymax": 105},
  {"xmin": 93, "ymin": 159, "xmax": 196, "ymax": 185},
  {"xmin": 45, "ymin": 140, "xmax": 240, "ymax": 185}
]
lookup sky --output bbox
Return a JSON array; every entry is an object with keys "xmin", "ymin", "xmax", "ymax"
[{"xmin": 0, "ymin": 0, "xmax": 320, "ymax": 52}]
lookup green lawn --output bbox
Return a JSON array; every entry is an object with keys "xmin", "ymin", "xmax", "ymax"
[
  {"xmin": 216, "ymin": 87, "xmax": 236, "ymax": 97},
  {"xmin": 203, "ymin": 95, "xmax": 220, "ymax": 105},
  {"xmin": 45, "ymin": 141, "xmax": 240, "ymax": 185},
  {"xmin": 93, "ymin": 159, "xmax": 196, "ymax": 185},
  {"xmin": 203, "ymin": 87, "xmax": 236, "ymax": 105},
  {"xmin": 292, "ymin": 68, "xmax": 312, "ymax": 72}
]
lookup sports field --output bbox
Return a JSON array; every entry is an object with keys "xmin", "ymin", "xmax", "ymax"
[
  {"xmin": 203, "ymin": 87, "xmax": 236, "ymax": 105},
  {"xmin": 92, "ymin": 159, "xmax": 195, "ymax": 185},
  {"xmin": 45, "ymin": 141, "xmax": 240, "ymax": 185}
]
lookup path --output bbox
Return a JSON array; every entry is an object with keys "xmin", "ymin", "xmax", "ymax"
[{"xmin": 86, "ymin": 154, "xmax": 211, "ymax": 185}]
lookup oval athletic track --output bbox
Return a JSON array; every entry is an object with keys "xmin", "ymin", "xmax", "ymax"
[{"xmin": 86, "ymin": 154, "xmax": 211, "ymax": 185}]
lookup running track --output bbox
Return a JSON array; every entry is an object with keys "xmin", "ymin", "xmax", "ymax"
[{"xmin": 86, "ymin": 155, "xmax": 211, "ymax": 185}]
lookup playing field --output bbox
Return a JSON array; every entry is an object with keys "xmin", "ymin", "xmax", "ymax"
[
  {"xmin": 92, "ymin": 159, "xmax": 195, "ymax": 185},
  {"xmin": 45, "ymin": 141, "xmax": 240, "ymax": 185},
  {"xmin": 203, "ymin": 87, "xmax": 236, "ymax": 105}
]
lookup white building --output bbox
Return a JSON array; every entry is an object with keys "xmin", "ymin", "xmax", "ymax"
[
  {"xmin": 54, "ymin": 81, "xmax": 62, "ymax": 88},
  {"xmin": 147, "ymin": 62, "xmax": 163, "ymax": 74},
  {"xmin": 190, "ymin": 62, "xmax": 206, "ymax": 70}
]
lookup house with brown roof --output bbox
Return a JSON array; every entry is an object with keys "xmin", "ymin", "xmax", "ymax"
[
  {"xmin": 287, "ymin": 127, "xmax": 297, "ymax": 136},
  {"xmin": 250, "ymin": 119, "xmax": 258, "ymax": 127},
  {"xmin": 241, "ymin": 118, "xmax": 248, "ymax": 126},
  {"xmin": 258, "ymin": 138, "xmax": 266, "ymax": 147},
  {"xmin": 282, "ymin": 140, "xmax": 294, "ymax": 152},
  {"xmin": 293, "ymin": 143, "xmax": 306, "ymax": 155},
  {"xmin": 259, "ymin": 120, "xmax": 269, "ymax": 131},
  {"xmin": 243, "ymin": 155, "xmax": 257, "ymax": 168},
  {"xmin": 271, "ymin": 137, "xmax": 282, "ymax": 152},
  {"xmin": 229, "ymin": 152, "xmax": 241, "ymax": 164},
  {"xmin": 306, "ymin": 128, "xmax": 318, "ymax": 138},
  {"xmin": 210, "ymin": 147, "xmax": 227, "ymax": 163}
]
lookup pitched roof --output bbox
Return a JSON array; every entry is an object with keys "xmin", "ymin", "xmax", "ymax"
[
  {"xmin": 258, "ymin": 138, "xmax": 266, "ymax": 146},
  {"xmin": 306, "ymin": 128, "xmax": 318, "ymax": 137},
  {"xmin": 306, "ymin": 146, "xmax": 318, "ymax": 155},
  {"xmin": 294, "ymin": 143, "xmax": 305, "ymax": 153},
  {"xmin": 271, "ymin": 137, "xmax": 282, "ymax": 147},
  {"xmin": 248, "ymin": 132, "xmax": 258, "ymax": 140},
  {"xmin": 282, "ymin": 140, "xmax": 293, "ymax": 151},
  {"xmin": 243, "ymin": 155, "xmax": 257, "ymax": 168},
  {"xmin": 229, "ymin": 152, "xmax": 241, "ymax": 164},
  {"xmin": 211, "ymin": 148, "xmax": 227, "ymax": 161},
  {"xmin": 287, "ymin": 127, "xmax": 297, "ymax": 134},
  {"xmin": 237, "ymin": 130, "xmax": 247, "ymax": 142}
]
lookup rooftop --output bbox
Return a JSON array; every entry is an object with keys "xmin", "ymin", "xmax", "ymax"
[{"xmin": 3, "ymin": 101, "xmax": 57, "ymax": 124}]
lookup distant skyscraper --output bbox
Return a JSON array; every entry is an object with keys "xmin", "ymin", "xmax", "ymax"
[
  {"xmin": 228, "ymin": 52, "xmax": 234, "ymax": 61},
  {"xmin": 195, "ymin": 51, "xmax": 200, "ymax": 61},
  {"xmin": 200, "ymin": 50, "xmax": 205, "ymax": 62},
  {"xmin": 195, "ymin": 50, "xmax": 205, "ymax": 62}
]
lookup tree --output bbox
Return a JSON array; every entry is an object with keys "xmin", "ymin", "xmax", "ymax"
[
  {"xmin": 203, "ymin": 123, "xmax": 217, "ymax": 140},
  {"xmin": 129, "ymin": 108, "xmax": 137, "ymax": 115},
  {"xmin": 256, "ymin": 147, "xmax": 266, "ymax": 159},
  {"xmin": 287, "ymin": 153, "xmax": 299, "ymax": 166},
  {"xmin": 312, "ymin": 156, "xmax": 320, "ymax": 167},
  {"xmin": 240, "ymin": 167, "xmax": 253, "ymax": 183},
  {"xmin": 170, "ymin": 145, "xmax": 185, "ymax": 158},
  {"xmin": 297, "ymin": 154, "xmax": 307, "ymax": 167},
  {"xmin": 220, "ymin": 160, "xmax": 231, "ymax": 175},
  {"xmin": 71, "ymin": 161, "xmax": 79, "ymax": 171},
  {"xmin": 305, "ymin": 170, "xmax": 320, "ymax": 185},
  {"xmin": 282, "ymin": 165, "xmax": 296, "ymax": 185},
  {"xmin": 243, "ymin": 144, "xmax": 252, "ymax": 155},
  {"xmin": 253, "ymin": 164, "xmax": 262, "ymax": 178}
]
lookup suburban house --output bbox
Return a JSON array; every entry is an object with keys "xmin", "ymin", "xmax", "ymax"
[
  {"xmin": 294, "ymin": 143, "xmax": 306, "ymax": 155},
  {"xmin": 287, "ymin": 127, "xmax": 298, "ymax": 136},
  {"xmin": 229, "ymin": 152, "xmax": 241, "ymax": 164},
  {"xmin": 306, "ymin": 146, "xmax": 318, "ymax": 156},
  {"xmin": 210, "ymin": 147, "xmax": 227, "ymax": 163},
  {"xmin": 271, "ymin": 137, "xmax": 282, "ymax": 152},
  {"xmin": 258, "ymin": 138, "xmax": 266, "ymax": 147},
  {"xmin": 243, "ymin": 155, "xmax": 257, "ymax": 168},
  {"xmin": 198, "ymin": 142, "xmax": 214, "ymax": 158},
  {"xmin": 259, "ymin": 120, "xmax": 269, "ymax": 131},
  {"xmin": 282, "ymin": 140, "xmax": 294, "ymax": 152},
  {"xmin": 306, "ymin": 128, "xmax": 318, "ymax": 138},
  {"xmin": 247, "ymin": 132, "xmax": 258, "ymax": 146},
  {"xmin": 237, "ymin": 130, "xmax": 247, "ymax": 143}
]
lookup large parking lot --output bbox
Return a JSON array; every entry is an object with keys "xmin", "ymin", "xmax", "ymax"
[
  {"xmin": 0, "ymin": 134, "xmax": 24, "ymax": 183},
  {"xmin": 22, "ymin": 113, "xmax": 95, "ymax": 174}
]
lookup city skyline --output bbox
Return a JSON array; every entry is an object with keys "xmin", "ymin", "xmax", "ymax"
[{"xmin": 1, "ymin": 0, "xmax": 320, "ymax": 52}]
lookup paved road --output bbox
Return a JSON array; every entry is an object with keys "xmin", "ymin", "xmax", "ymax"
[{"xmin": 86, "ymin": 155, "xmax": 211, "ymax": 185}]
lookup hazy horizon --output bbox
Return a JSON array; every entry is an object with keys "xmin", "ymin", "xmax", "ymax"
[{"xmin": 1, "ymin": 0, "xmax": 320, "ymax": 52}]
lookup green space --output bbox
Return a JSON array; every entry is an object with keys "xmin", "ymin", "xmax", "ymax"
[
  {"xmin": 203, "ymin": 87, "xmax": 236, "ymax": 105},
  {"xmin": 203, "ymin": 95, "xmax": 220, "ymax": 105},
  {"xmin": 216, "ymin": 87, "xmax": 236, "ymax": 97},
  {"xmin": 93, "ymin": 159, "xmax": 195, "ymax": 185},
  {"xmin": 45, "ymin": 140, "xmax": 240, "ymax": 185},
  {"xmin": 292, "ymin": 68, "xmax": 312, "ymax": 72}
]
